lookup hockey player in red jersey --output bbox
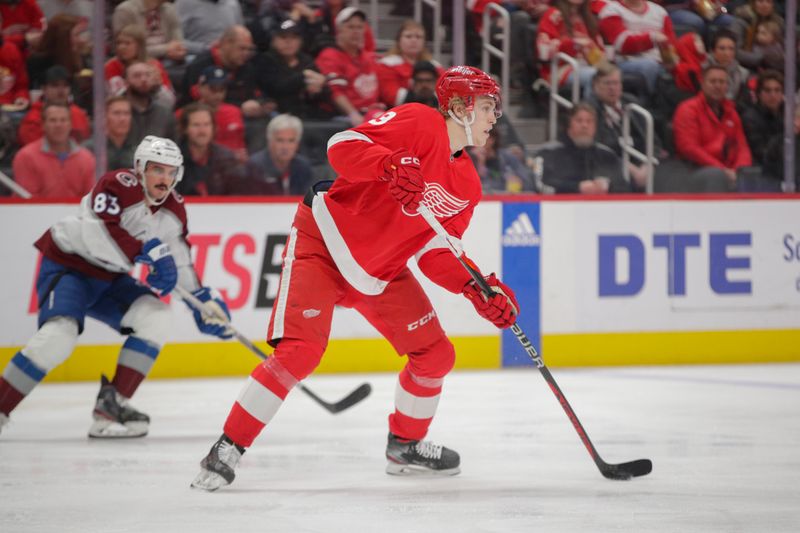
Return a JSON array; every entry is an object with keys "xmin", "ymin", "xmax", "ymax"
[
  {"xmin": 191, "ymin": 66, "xmax": 520, "ymax": 491},
  {"xmin": 0, "ymin": 136, "xmax": 234, "ymax": 439}
]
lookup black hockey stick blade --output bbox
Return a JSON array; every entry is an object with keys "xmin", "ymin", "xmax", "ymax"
[
  {"xmin": 599, "ymin": 458, "xmax": 653, "ymax": 480},
  {"xmin": 298, "ymin": 382, "xmax": 372, "ymax": 414}
]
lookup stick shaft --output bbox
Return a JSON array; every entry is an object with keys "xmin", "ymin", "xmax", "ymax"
[{"xmin": 416, "ymin": 204, "xmax": 609, "ymax": 469}]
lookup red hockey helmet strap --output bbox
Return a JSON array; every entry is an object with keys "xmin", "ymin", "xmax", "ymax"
[{"xmin": 436, "ymin": 66, "xmax": 502, "ymax": 118}]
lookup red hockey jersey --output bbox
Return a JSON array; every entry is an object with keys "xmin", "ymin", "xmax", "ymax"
[
  {"xmin": 35, "ymin": 169, "xmax": 196, "ymax": 286},
  {"xmin": 317, "ymin": 103, "xmax": 481, "ymax": 296}
]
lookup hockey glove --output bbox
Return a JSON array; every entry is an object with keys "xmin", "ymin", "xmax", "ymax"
[
  {"xmin": 462, "ymin": 273, "xmax": 519, "ymax": 329},
  {"xmin": 189, "ymin": 287, "xmax": 234, "ymax": 339},
  {"xmin": 382, "ymin": 149, "xmax": 425, "ymax": 211},
  {"xmin": 135, "ymin": 238, "xmax": 177, "ymax": 296}
]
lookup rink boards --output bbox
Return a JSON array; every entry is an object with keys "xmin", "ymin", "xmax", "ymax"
[{"xmin": 0, "ymin": 196, "xmax": 798, "ymax": 381}]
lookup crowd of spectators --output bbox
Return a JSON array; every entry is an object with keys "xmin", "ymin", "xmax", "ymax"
[{"xmin": 0, "ymin": 0, "xmax": 798, "ymax": 199}]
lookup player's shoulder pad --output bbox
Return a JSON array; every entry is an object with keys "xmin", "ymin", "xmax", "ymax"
[{"xmin": 94, "ymin": 169, "xmax": 144, "ymax": 206}]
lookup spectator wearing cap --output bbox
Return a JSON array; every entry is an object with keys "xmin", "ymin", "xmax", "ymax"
[
  {"xmin": 255, "ymin": 18, "xmax": 331, "ymax": 120},
  {"xmin": 246, "ymin": 113, "xmax": 314, "ymax": 195},
  {"xmin": 177, "ymin": 65, "xmax": 246, "ymax": 161},
  {"xmin": 125, "ymin": 60, "xmax": 177, "ymax": 145},
  {"xmin": 176, "ymin": 102, "xmax": 249, "ymax": 196},
  {"xmin": 315, "ymin": 7, "xmax": 381, "ymax": 126},
  {"xmin": 175, "ymin": 0, "xmax": 243, "ymax": 55},
  {"xmin": 402, "ymin": 61, "xmax": 439, "ymax": 108},
  {"xmin": 0, "ymin": 34, "xmax": 31, "ymax": 111},
  {"xmin": 180, "ymin": 25, "xmax": 267, "ymax": 118},
  {"xmin": 105, "ymin": 24, "xmax": 175, "ymax": 107},
  {"xmin": 13, "ymin": 101, "xmax": 95, "ymax": 198},
  {"xmin": 83, "ymin": 95, "xmax": 136, "ymax": 171},
  {"xmin": 312, "ymin": 0, "xmax": 376, "ymax": 56},
  {"xmin": 376, "ymin": 20, "xmax": 442, "ymax": 108},
  {"xmin": 18, "ymin": 65, "xmax": 90, "ymax": 145},
  {"xmin": 0, "ymin": 0, "xmax": 45, "ymax": 54},
  {"xmin": 112, "ymin": 0, "xmax": 186, "ymax": 64}
]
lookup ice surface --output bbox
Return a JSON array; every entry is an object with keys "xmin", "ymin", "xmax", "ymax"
[{"xmin": 1, "ymin": 364, "xmax": 799, "ymax": 533}]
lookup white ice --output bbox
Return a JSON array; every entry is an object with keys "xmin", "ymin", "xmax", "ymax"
[{"xmin": 1, "ymin": 364, "xmax": 799, "ymax": 533}]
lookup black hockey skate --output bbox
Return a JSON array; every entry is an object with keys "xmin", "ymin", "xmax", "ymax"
[
  {"xmin": 88, "ymin": 375, "xmax": 150, "ymax": 438},
  {"xmin": 190, "ymin": 434, "xmax": 245, "ymax": 492},
  {"xmin": 385, "ymin": 432, "xmax": 460, "ymax": 476}
]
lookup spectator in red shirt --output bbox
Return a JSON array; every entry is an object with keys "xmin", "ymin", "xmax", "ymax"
[
  {"xmin": 18, "ymin": 65, "xmax": 90, "ymax": 145},
  {"xmin": 12, "ymin": 101, "xmax": 95, "ymax": 198},
  {"xmin": 316, "ymin": 7, "xmax": 381, "ymax": 126},
  {"xmin": 0, "ymin": 0, "xmax": 45, "ymax": 54},
  {"xmin": 537, "ymin": 0, "xmax": 606, "ymax": 96},
  {"xmin": 176, "ymin": 66, "xmax": 246, "ymax": 161},
  {"xmin": 376, "ymin": 19, "xmax": 442, "ymax": 108},
  {"xmin": 672, "ymin": 65, "xmax": 752, "ymax": 192},
  {"xmin": 0, "ymin": 35, "xmax": 30, "ymax": 111},
  {"xmin": 105, "ymin": 23, "xmax": 175, "ymax": 107}
]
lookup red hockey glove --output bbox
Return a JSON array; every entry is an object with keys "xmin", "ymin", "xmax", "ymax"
[
  {"xmin": 462, "ymin": 273, "xmax": 519, "ymax": 329},
  {"xmin": 382, "ymin": 149, "xmax": 425, "ymax": 211}
]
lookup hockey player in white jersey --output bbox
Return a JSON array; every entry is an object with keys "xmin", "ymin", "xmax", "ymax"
[{"xmin": 0, "ymin": 136, "xmax": 233, "ymax": 438}]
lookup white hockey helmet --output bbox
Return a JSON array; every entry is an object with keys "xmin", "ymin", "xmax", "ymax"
[{"xmin": 134, "ymin": 135, "xmax": 184, "ymax": 205}]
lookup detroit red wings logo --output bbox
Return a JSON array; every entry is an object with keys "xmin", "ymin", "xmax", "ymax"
[{"xmin": 402, "ymin": 182, "xmax": 469, "ymax": 218}]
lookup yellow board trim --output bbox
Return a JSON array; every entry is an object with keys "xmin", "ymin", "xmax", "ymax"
[
  {"xmin": 3, "ymin": 329, "xmax": 798, "ymax": 383},
  {"xmin": 541, "ymin": 329, "xmax": 800, "ymax": 367},
  {"xmin": 0, "ymin": 336, "xmax": 500, "ymax": 383}
]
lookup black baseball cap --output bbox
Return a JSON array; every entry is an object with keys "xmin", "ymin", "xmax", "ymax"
[
  {"xmin": 44, "ymin": 65, "xmax": 71, "ymax": 85},
  {"xmin": 199, "ymin": 66, "xmax": 229, "ymax": 87}
]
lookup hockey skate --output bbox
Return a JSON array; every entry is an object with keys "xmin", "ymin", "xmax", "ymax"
[
  {"xmin": 385, "ymin": 432, "xmax": 461, "ymax": 476},
  {"xmin": 190, "ymin": 435, "xmax": 244, "ymax": 492},
  {"xmin": 0, "ymin": 412, "xmax": 9, "ymax": 435},
  {"xmin": 88, "ymin": 375, "xmax": 150, "ymax": 438}
]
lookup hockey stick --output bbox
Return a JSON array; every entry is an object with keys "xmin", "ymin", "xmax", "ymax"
[
  {"xmin": 173, "ymin": 286, "xmax": 372, "ymax": 414},
  {"xmin": 417, "ymin": 204, "xmax": 652, "ymax": 480}
]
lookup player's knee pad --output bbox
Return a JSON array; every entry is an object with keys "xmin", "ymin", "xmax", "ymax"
[
  {"xmin": 406, "ymin": 336, "xmax": 456, "ymax": 379},
  {"xmin": 271, "ymin": 338, "xmax": 326, "ymax": 382},
  {"xmin": 120, "ymin": 295, "xmax": 172, "ymax": 347},
  {"xmin": 22, "ymin": 316, "xmax": 80, "ymax": 372}
]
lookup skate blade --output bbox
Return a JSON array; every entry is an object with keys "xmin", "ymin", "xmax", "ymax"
[
  {"xmin": 88, "ymin": 418, "xmax": 148, "ymax": 439},
  {"xmin": 386, "ymin": 462, "xmax": 461, "ymax": 477},
  {"xmin": 190, "ymin": 469, "xmax": 230, "ymax": 492}
]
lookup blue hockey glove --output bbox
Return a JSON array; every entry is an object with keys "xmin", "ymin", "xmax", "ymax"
[
  {"xmin": 189, "ymin": 287, "xmax": 233, "ymax": 339},
  {"xmin": 135, "ymin": 238, "xmax": 177, "ymax": 296}
]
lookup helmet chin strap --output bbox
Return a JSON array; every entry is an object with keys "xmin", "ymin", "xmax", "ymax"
[{"xmin": 448, "ymin": 109, "xmax": 477, "ymax": 147}]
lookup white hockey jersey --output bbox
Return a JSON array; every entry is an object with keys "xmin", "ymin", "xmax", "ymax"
[{"xmin": 35, "ymin": 169, "xmax": 198, "ymax": 290}]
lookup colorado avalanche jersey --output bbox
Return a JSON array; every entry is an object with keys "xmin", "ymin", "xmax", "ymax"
[
  {"xmin": 319, "ymin": 103, "xmax": 481, "ymax": 296},
  {"xmin": 35, "ymin": 169, "xmax": 198, "ymax": 289}
]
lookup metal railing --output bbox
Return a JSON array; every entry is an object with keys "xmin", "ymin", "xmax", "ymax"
[
  {"xmin": 548, "ymin": 53, "xmax": 580, "ymax": 142},
  {"xmin": 414, "ymin": 0, "xmax": 444, "ymax": 63},
  {"xmin": 620, "ymin": 103, "xmax": 658, "ymax": 194},
  {"xmin": 481, "ymin": 3, "xmax": 510, "ymax": 109},
  {"xmin": 354, "ymin": 0, "xmax": 389, "ymax": 51},
  {"xmin": 0, "ymin": 170, "xmax": 31, "ymax": 198}
]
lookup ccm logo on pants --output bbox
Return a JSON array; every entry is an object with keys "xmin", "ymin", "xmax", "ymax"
[
  {"xmin": 400, "ymin": 157, "xmax": 420, "ymax": 166},
  {"xmin": 407, "ymin": 311, "xmax": 436, "ymax": 331}
]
